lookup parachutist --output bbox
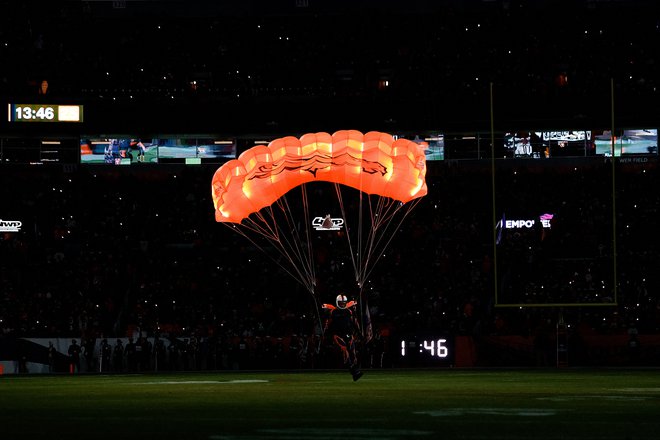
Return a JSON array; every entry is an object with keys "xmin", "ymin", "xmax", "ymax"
[
  {"xmin": 322, "ymin": 294, "xmax": 363, "ymax": 381},
  {"xmin": 212, "ymin": 131, "xmax": 426, "ymax": 376}
]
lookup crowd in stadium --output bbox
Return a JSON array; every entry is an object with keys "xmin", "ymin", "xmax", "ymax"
[
  {"xmin": 1, "ymin": 160, "xmax": 658, "ymax": 368},
  {"xmin": 1, "ymin": 1, "xmax": 659, "ymax": 130},
  {"xmin": 1, "ymin": 0, "xmax": 660, "ymax": 369}
]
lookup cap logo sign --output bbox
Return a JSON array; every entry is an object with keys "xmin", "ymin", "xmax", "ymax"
[{"xmin": 312, "ymin": 215, "xmax": 344, "ymax": 231}]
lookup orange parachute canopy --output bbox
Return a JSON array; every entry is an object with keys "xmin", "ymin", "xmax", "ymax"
[{"xmin": 212, "ymin": 130, "xmax": 427, "ymax": 223}]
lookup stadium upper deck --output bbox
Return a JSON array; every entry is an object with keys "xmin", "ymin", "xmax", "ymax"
[{"xmin": 1, "ymin": 0, "xmax": 659, "ymax": 135}]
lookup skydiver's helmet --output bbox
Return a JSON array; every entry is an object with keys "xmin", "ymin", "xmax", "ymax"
[{"xmin": 336, "ymin": 294, "xmax": 348, "ymax": 309}]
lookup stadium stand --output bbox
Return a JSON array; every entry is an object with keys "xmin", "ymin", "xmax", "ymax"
[{"xmin": 1, "ymin": 0, "xmax": 659, "ymax": 371}]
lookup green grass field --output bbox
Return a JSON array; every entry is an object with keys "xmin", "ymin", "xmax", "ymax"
[{"xmin": 2, "ymin": 369, "xmax": 660, "ymax": 439}]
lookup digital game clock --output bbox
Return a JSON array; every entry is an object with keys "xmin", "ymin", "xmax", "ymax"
[
  {"xmin": 8, "ymin": 104, "xmax": 84, "ymax": 122},
  {"xmin": 399, "ymin": 334, "xmax": 454, "ymax": 367}
]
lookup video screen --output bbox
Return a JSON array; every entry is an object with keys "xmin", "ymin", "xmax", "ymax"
[
  {"xmin": 156, "ymin": 138, "xmax": 236, "ymax": 161},
  {"xmin": 80, "ymin": 136, "xmax": 237, "ymax": 164},
  {"xmin": 395, "ymin": 133, "xmax": 444, "ymax": 161},
  {"xmin": 503, "ymin": 132, "xmax": 545, "ymax": 158},
  {"xmin": 536, "ymin": 131, "xmax": 593, "ymax": 157},
  {"xmin": 195, "ymin": 139, "xmax": 236, "ymax": 159},
  {"xmin": 423, "ymin": 135, "xmax": 444, "ymax": 161},
  {"xmin": 501, "ymin": 131, "xmax": 593, "ymax": 158},
  {"xmin": 80, "ymin": 137, "xmax": 155, "ymax": 165},
  {"xmin": 593, "ymin": 129, "xmax": 658, "ymax": 156},
  {"xmin": 155, "ymin": 138, "xmax": 198, "ymax": 159}
]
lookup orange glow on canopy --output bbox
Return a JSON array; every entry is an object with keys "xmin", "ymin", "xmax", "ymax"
[{"xmin": 212, "ymin": 130, "xmax": 427, "ymax": 223}]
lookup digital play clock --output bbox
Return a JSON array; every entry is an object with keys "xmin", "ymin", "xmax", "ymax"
[{"xmin": 8, "ymin": 104, "xmax": 84, "ymax": 122}]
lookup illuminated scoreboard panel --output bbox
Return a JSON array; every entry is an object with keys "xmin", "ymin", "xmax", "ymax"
[
  {"xmin": 8, "ymin": 104, "xmax": 84, "ymax": 122},
  {"xmin": 399, "ymin": 334, "xmax": 455, "ymax": 367}
]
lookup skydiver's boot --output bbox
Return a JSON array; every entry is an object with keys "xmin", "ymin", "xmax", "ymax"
[{"xmin": 349, "ymin": 363, "xmax": 363, "ymax": 382}]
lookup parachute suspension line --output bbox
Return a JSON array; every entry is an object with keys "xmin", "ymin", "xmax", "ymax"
[
  {"xmin": 236, "ymin": 209, "xmax": 279, "ymax": 241},
  {"xmin": 357, "ymin": 281, "xmax": 371, "ymax": 342},
  {"xmin": 299, "ymin": 185, "xmax": 316, "ymax": 289},
  {"xmin": 269, "ymin": 194, "xmax": 316, "ymax": 295},
  {"xmin": 280, "ymin": 191, "xmax": 316, "ymax": 289},
  {"xmin": 366, "ymin": 195, "xmax": 399, "ymax": 253},
  {"xmin": 355, "ymin": 193, "xmax": 386, "ymax": 287},
  {"xmin": 281, "ymin": 185, "xmax": 322, "ymax": 342},
  {"xmin": 360, "ymin": 197, "xmax": 422, "ymax": 284},
  {"xmin": 334, "ymin": 183, "xmax": 361, "ymax": 286},
  {"xmin": 333, "ymin": 184, "xmax": 370, "ymax": 341},
  {"xmin": 310, "ymin": 289, "xmax": 325, "ymax": 344},
  {"xmin": 228, "ymin": 202, "xmax": 316, "ymax": 295},
  {"xmin": 353, "ymin": 194, "xmax": 422, "ymax": 288},
  {"xmin": 219, "ymin": 221, "xmax": 309, "ymax": 291},
  {"xmin": 346, "ymin": 193, "xmax": 384, "ymax": 287},
  {"xmin": 223, "ymin": 206, "xmax": 323, "ymax": 341},
  {"xmin": 333, "ymin": 186, "xmax": 420, "ymax": 290},
  {"xmin": 370, "ymin": 192, "xmax": 397, "ymax": 230},
  {"xmin": 297, "ymin": 186, "xmax": 325, "ymax": 344},
  {"xmin": 282, "ymin": 189, "xmax": 324, "ymax": 341},
  {"xmin": 358, "ymin": 187, "xmax": 365, "ymax": 286},
  {"xmin": 332, "ymin": 185, "xmax": 423, "ymax": 340}
]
